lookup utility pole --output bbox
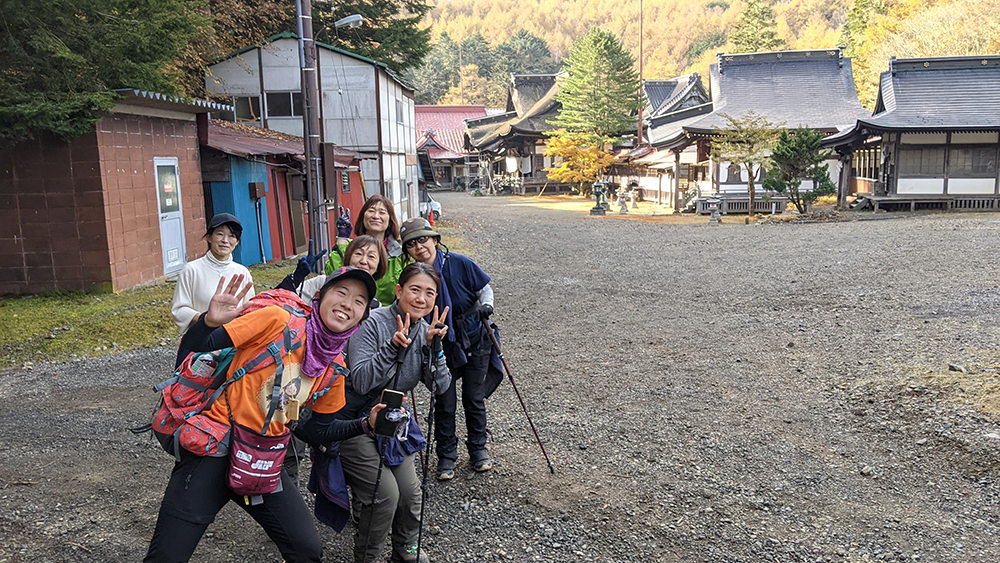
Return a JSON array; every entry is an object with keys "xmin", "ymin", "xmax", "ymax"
[
  {"xmin": 637, "ymin": 0, "xmax": 644, "ymax": 145},
  {"xmin": 297, "ymin": 0, "xmax": 330, "ymax": 255}
]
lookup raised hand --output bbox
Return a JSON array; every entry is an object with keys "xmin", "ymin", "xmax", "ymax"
[
  {"xmin": 392, "ymin": 313, "xmax": 413, "ymax": 348},
  {"xmin": 425, "ymin": 305, "xmax": 450, "ymax": 347},
  {"xmin": 205, "ymin": 274, "xmax": 253, "ymax": 327},
  {"xmin": 335, "ymin": 206, "xmax": 353, "ymax": 240}
]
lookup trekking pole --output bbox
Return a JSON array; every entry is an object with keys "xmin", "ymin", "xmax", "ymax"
[
  {"xmin": 482, "ymin": 319, "xmax": 555, "ymax": 474},
  {"xmin": 362, "ymin": 438, "xmax": 388, "ymax": 562},
  {"xmin": 415, "ymin": 325, "xmax": 444, "ymax": 563}
]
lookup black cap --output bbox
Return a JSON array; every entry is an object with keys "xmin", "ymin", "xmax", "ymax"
[
  {"xmin": 206, "ymin": 213, "xmax": 242, "ymax": 240},
  {"xmin": 320, "ymin": 266, "xmax": 377, "ymax": 305}
]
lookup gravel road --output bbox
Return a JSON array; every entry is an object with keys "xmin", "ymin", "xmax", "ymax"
[{"xmin": 2, "ymin": 192, "xmax": 1000, "ymax": 563}]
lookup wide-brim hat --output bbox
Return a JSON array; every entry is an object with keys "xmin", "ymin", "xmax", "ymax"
[
  {"xmin": 206, "ymin": 213, "xmax": 242, "ymax": 240},
  {"xmin": 399, "ymin": 217, "xmax": 439, "ymax": 247},
  {"xmin": 320, "ymin": 266, "xmax": 377, "ymax": 304}
]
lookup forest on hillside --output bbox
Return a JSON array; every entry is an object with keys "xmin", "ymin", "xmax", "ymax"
[{"xmin": 414, "ymin": 0, "xmax": 1000, "ymax": 108}]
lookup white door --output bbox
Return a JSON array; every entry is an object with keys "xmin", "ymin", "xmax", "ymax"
[{"xmin": 154, "ymin": 157, "xmax": 186, "ymax": 276}]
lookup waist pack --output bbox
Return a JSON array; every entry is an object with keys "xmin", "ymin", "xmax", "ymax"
[{"xmin": 141, "ymin": 290, "xmax": 316, "ymax": 461}]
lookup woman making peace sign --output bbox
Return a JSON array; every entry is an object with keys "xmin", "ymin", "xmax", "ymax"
[{"xmin": 339, "ymin": 263, "xmax": 451, "ymax": 563}]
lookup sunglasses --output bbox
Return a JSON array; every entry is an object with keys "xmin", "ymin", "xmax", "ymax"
[{"xmin": 404, "ymin": 236, "xmax": 430, "ymax": 250}]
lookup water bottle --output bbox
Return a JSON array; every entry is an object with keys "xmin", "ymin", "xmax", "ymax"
[{"xmin": 191, "ymin": 353, "xmax": 217, "ymax": 378}]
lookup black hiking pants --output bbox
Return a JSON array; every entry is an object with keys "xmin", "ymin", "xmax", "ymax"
[
  {"xmin": 144, "ymin": 450, "xmax": 322, "ymax": 563},
  {"xmin": 434, "ymin": 330, "xmax": 491, "ymax": 462}
]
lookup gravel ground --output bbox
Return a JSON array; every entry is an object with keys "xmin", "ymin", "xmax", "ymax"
[{"xmin": 2, "ymin": 192, "xmax": 1000, "ymax": 563}]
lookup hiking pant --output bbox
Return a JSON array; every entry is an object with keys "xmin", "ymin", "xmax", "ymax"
[
  {"xmin": 143, "ymin": 450, "xmax": 322, "ymax": 563},
  {"xmin": 339, "ymin": 434, "xmax": 421, "ymax": 563},
  {"xmin": 435, "ymin": 330, "xmax": 491, "ymax": 463}
]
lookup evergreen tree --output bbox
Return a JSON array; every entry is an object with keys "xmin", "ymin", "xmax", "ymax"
[
  {"xmin": 314, "ymin": 0, "xmax": 432, "ymax": 74},
  {"xmin": 551, "ymin": 27, "xmax": 640, "ymax": 139},
  {"xmin": 460, "ymin": 33, "xmax": 496, "ymax": 79},
  {"xmin": 763, "ymin": 127, "xmax": 836, "ymax": 214},
  {"xmin": 710, "ymin": 111, "xmax": 782, "ymax": 215},
  {"xmin": 0, "ymin": 0, "xmax": 205, "ymax": 142},
  {"xmin": 174, "ymin": 0, "xmax": 293, "ymax": 98},
  {"xmin": 840, "ymin": 0, "xmax": 886, "ymax": 57},
  {"xmin": 407, "ymin": 32, "xmax": 461, "ymax": 104},
  {"xmin": 730, "ymin": 0, "xmax": 785, "ymax": 53},
  {"xmin": 489, "ymin": 29, "xmax": 558, "ymax": 107}
]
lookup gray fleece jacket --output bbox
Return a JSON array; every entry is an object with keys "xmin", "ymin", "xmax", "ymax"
[{"xmin": 347, "ymin": 303, "xmax": 451, "ymax": 395}]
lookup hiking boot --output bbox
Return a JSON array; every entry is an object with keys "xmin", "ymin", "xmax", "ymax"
[
  {"xmin": 390, "ymin": 547, "xmax": 429, "ymax": 563},
  {"xmin": 436, "ymin": 458, "xmax": 455, "ymax": 481},
  {"xmin": 469, "ymin": 449, "xmax": 491, "ymax": 473}
]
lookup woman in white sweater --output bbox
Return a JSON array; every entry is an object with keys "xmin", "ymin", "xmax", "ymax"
[{"xmin": 171, "ymin": 213, "xmax": 255, "ymax": 364}]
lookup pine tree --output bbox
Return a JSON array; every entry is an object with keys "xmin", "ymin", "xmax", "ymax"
[
  {"xmin": 314, "ymin": 0, "xmax": 432, "ymax": 74},
  {"xmin": 730, "ymin": 0, "xmax": 786, "ymax": 53},
  {"xmin": 551, "ymin": 28, "xmax": 640, "ymax": 139},
  {"xmin": 460, "ymin": 34, "xmax": 496, "ymax": 79},
  {"xmin": 0, "ymin": 0, "xmax": 205, "ymax": 142},
  {"xmin": 407, "ymin": 33, "xmax": 461, "ymax": 104},
  {"xmin": 763, "ymin": 127, "xmax": 836, "ymax": 214},
  {"xmin": 711, "ymin": 111, "xmax": 782, "ymax": 215}
]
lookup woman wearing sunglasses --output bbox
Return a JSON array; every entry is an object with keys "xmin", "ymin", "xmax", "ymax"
[{"xmin": 398, "ymin": 217, "xmax": 496, "ymax": 480}]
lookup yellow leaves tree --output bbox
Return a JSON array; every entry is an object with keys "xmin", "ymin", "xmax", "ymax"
[
  {"xmin": 438, "ymin": 64, "xmax": 492, "ymax": 105},
  {"xmin": 543, "ymin": 132, "xmax": 616, "ymax": 196},
  {"xmin": 853, "ymin": 0, "xmax": 1000, "ymax": 108}
]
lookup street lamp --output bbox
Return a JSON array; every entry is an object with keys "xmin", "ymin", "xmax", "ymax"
[{"xmin": 296, "ymin": 0, "xmax": 365, "ymax": 264}]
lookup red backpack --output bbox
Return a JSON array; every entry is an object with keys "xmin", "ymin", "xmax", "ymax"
[{"xmin": 143, "ymin": 289, "xmax": 344, "ymax": 460}]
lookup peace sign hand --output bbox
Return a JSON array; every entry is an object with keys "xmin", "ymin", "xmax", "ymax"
[
  {"xmin": 205, "ymin": 274, "xmax": 253, "ymax": 327},
  {"xmin": 425, "ymin": 306, "xmax": 450, "ymax": 347},
  {"xmin": 392, "ymin": 313, "xmax": 413, "ymax": 348}
]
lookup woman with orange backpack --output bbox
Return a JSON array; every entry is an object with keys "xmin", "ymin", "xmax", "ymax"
[{"xmin": 144, "ymin": 267, "xmax": 382, "ymax": 563}]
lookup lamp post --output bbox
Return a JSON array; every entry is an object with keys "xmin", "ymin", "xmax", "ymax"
[{"xmin": 296, "ymin": 0, "xmax": 364, "ymax": 261}]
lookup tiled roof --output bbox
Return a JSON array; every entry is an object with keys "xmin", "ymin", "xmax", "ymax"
[
  {"xmin": 643, "ymin": 73, "xmax": 708, "ymax": 118},
  {"xmin": 867, "ymin": 56, "xmax": 1000, "ymax": 129},
  {"xmin": 466, "ymin": 75, "xmax": 561, "ymax": 150},
  {"xmin": 668, "ymin": 49, "xmax": 868, "ymax": 140},
  {"xmin": 415, "ymin": 105, "xmax": 488, "ymax": 154}
]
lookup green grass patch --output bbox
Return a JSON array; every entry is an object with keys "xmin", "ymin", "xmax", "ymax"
[{"xmin": 0, "ymin": 258, "xmax": 298, "ymax": 369}]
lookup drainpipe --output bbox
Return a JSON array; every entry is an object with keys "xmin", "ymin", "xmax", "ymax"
[{"xmin": 374, "ymin": 68, "xmax": 385, "ymax": 197}]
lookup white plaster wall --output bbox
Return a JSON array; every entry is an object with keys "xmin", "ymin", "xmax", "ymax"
[
  {"xmin": 948, "ymin": 178, "xmax": 996, "ymax": 195},
  {"xmin": 206, "ymin": 53, "xmax": 261, "ymax": 96},
  {"xmin": 900, "ymin": 132, "xmax": 948, "ymax": 145},
  {"xmin": 952, "ymin": 132, "xmax": 999, "ymax": 144},
  {"xmin": 897, "ymin": 178, "xmax": 944, "ymax": 194}
]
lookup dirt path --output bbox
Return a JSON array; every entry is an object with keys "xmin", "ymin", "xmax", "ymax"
[{"xmin": 2, "ymin": 193, "xmax": 999, "ymax": 562}]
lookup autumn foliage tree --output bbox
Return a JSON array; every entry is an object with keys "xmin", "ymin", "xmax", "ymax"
[{"xmin": 544, "ymin": 132, "xmax": 616, "ymax": 196}]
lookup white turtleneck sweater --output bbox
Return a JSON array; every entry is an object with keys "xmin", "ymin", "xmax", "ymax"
[{"xmin": 171, "ymin": 252, "xmax": 256, "ymax": 335}]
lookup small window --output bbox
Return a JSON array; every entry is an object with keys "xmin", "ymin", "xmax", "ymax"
[
  {"xmin": 235, "ymin": 96, "xmax": 261, "ymax": 121},
  {"xmin": 265, "ymin": 92, "xmax": 303, "ymax": 117},
  {"xmin": 396, "ymin": 100, "xmax": 404, "ymax": 124},
  {"xmin": 898, "ymin": 147, "xmax": 945, "ymax": 176},
  {"xmin": 725, "ymin": 163, "xmax": 741, "ymax": 183},
  {"xmin": 949, "ymin": 147, "xmax": 997, "ymax": 177}
]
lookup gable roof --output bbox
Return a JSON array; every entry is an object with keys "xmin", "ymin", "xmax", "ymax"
[
  {"xmin": 215, "ymin": 32, "xmax": 413, "ymax": 92},
  {"xmin": 643, "ymin": 73, "xmax": 709, "ymax": 118},
  {"xmin": 415, "ymin": 105, "xmax": 488, "ymax": 156},
  {"xmin": 651, "ymin": 49, "xmax": 868, "ymax": 148},
  {"xmin": 870, "ymin": 55, "xmax": 1000, "ymax": 129},
  {"xmin": 466, "ymin": 74, "xmax": 561, "ymax": 151}
]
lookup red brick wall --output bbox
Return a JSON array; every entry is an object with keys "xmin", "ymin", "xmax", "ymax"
[
  {"xmin": 96, "ymin": 113, "xmax": 206, "ymax": 291},
  {"xmin": 0, "ymin": 111, "xmax": 207, "ymax": 295},
  {"xmin": 0, "ymin": 131, "xmax": 110, "ymax": 294}
]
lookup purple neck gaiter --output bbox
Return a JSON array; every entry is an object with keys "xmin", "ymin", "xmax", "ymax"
[{"xmin": 301, "ymin": 309, "xmax": 360, "ymax": 379}]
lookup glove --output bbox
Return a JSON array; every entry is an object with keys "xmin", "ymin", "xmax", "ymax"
[
  {"xmin": 476, "ymin": 304, "xmax": 494, "ymax": 321},
  {"xmin": 290, "ymin": 240, "xmax": 328, "ymax": 287},
  {"xmin": 335, "ymin": 206, "xmax": 353, "ymax": 239}
]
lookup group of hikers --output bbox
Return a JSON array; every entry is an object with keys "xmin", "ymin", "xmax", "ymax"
[{"xmin": 150, "ymin": 195, "xmax": 498, "ymax": 563}]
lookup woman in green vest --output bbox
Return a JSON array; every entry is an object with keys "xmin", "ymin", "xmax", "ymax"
[{"xmin": 326, "ymin": 195, "xmax": 404, "ymax": 305}]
